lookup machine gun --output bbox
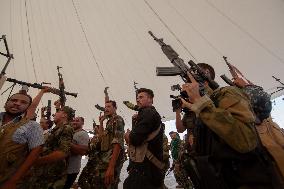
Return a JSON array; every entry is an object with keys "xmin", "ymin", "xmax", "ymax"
[
  {"xmin": 148, "ymin": 31, "xmax": 219, "ymax": 91},
  {"xmin": 0, "ymin": 35, "xmax": 14, "ymax": 89}
]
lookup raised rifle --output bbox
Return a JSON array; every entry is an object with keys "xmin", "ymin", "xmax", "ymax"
[
  {"xmin": 221, "ymin": 56, "xmax": 252, "ymax": 86},
  {"xmin": 123, "ymin": 81, "xmax": 139, "ymax": 111},
  {"xmin": 5, "ymin": 78, "xmax": 77, "ymax": 98},
  {"xmin": 41, "ymin": 100, "xmax": 53, "ymax": 128},
  {"xmin": 0, "ymin": 35, "xmax": 14, "ymax": 89},
  {"xmin": 104, "ymin": 87, "xmax": 109, "ymax": 102},
  {"xmin": 148, "ymin": 31, "xmax": 219, "ymax": 91},
  {"xmin": 56, "ymin": 66, "xmax": 66, "ymax": 106}
]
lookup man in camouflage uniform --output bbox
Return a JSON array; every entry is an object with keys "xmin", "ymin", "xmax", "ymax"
[
  {"xmin": 25, "ymin": 106, "xmax": 75, "ymax": 189},
  {"xmin": 179, "ymin": 64, "xmax": 281, "ymax": 188},
  {"xmin": 78, "ymin": 100, "xmax": 125, "ymax": 189},
  {"xmin": 169, "ymin": 132, "xmax": 192, "ymax": 189},
  {"xmin": 162, "ymin": 129, "xmax": 170, "ymax": 189},
  {"xmin": 174, "ymin": 135, "xmax": 193, "ymax": 189}
]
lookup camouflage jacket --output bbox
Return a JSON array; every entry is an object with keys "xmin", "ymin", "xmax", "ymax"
[
  {"xmin": 35, "ymin": 124, "xmax": 74, "ymax": 177},
  {"xmin": 88, "ymin": 114, "xmax": 125, "ymax": 170}
]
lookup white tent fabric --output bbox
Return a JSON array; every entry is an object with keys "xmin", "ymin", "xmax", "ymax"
[{"xmin": 1, "ymin": 0, "xmax": 284, "ymax": 130}]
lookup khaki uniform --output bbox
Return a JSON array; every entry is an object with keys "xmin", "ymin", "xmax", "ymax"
[
  {"xmin": 257, "ymin": 116, "xmax": 284, "ymax": 180},
  {"xmin": 78, "ymin": 114, "xmax": 125, "ymax": 189},
  {"xmin": 188, "ymin": 86, "xmax": 281, "ymax": 188},
  {"xmin": 0, "ymin": 118, "xmax": 29, "ymax": 186},
  {"xmin": 25, "ymin": 124, "xmax": 74, "ymax": 189}
]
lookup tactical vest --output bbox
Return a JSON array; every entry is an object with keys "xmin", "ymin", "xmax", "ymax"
[
  {"xmin": 128, "ymin": 125, "xmax": 165, "ymax": 170},
  {"xmin": 0, "ymin": 118, "xmax": 29, "ymax": 184},
  {"xmin": 192, "ymin": 87, "xmax": 284, "ymax": 189}
]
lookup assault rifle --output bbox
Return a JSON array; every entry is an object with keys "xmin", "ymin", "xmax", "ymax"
[
  {"xmin": 5, "ymin": 77, "xmax": 77, "ymax": 98},
  {"xmin": 148, "ymin": 31, "xmax": 219, "ymax": 91},
  {"xmin": 57, "ymin": 66, "xmax": 66, "ymax": 106},
  {"xmin": 95, "ymin": 87, "xmax": 111, "ymax": 112},
  {"xmin": 123, "ymin": 81, "xmax": 139, "ymax": 111},
  {"xmin": 0, "ymin": 35, "xmax": 14, "ymax": 89},
  {"xmin": 220, "ymin": 56, "xmax": 252, "ymax": 86}
]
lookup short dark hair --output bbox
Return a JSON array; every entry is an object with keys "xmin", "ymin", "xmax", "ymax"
[
  {"xmin": 106, "ymin": 100, "xmax": 117, "ymax": 109},
  {"xmin": 137, "ymin": 88, "xmax": 154, "ymax": 98},
  {"xmin": 7, "ymin": 93, "xmax": 33, "ymax": 106},
  {"xmin": 61, "ymin": 106, "xmax": 76, "ymax": 122},
  {"xmin": 197, "ymin": 63, "xmax": 215, "ymax": 80},
  {"xmin": 78, "ymin": 116, "xmax": 84, "ymax": 123}
]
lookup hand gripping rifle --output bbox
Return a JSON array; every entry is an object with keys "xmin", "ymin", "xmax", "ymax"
[
  {"xmin": 148, "ymin": 31, "xmax": 219, "ymax": 91},
  {"xmin": 95, "ymin": 86, "xmax": 111, "ymax": 112},
  {"xmin": 123, "ymin": 81, "xmax": 139, "ymax": 111},
  {"xmin": 220, "ymin": 56, "xmax": 253, "ymax": 86},
  {"xmin": 41, "ymin": 100, "xmax": 53, "ymax": 129}
]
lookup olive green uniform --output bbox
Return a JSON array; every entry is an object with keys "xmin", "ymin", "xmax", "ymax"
[
  {"xmin": 189, "ymin": 86, "xmax": 281, "ymax": 188},
  {"xmin": 78, "ymin": 114, "xmax": 125, "ymax": 189}
]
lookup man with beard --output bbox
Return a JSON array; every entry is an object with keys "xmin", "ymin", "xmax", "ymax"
[
  {"xmin": 124, "ymin": 88, "xmax": 164, "ymax": 189},
  {"xmin": 0, "ymin": 92, "xmax": 44, "ymax": 189},
  {"xmin": 26, "ymin": 106, "xmax": 75, "ymax": 189},
  {"xmin": 78, "ymin": 100, "xmax": 125, "ymax": 189},
  {"xmin": 63, "ymin": 116, "xmax": 89, "ymax": 189}
]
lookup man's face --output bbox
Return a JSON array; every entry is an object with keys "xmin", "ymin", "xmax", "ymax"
[
  {"xmin": 71, "ymin": 117, "xmax": 84, "ymax": 130},
  {"xmin": 136, "ymin": 92, "xmax": 152, "ymax": 108},
  {"xmin": 53, "ymin": 110, "xmax": 67, "ymax": 124},
  {"xmin": 104, "ymin": 102, "xmax": 116, "ymax": 116},
  {"xmin": 40, "ymin": 118, "xmax": 49, "ymax": 130},
  {"xmin": 170, "ymin": 133, "xmax": 176, "ymax": 139},
  {"xmin": 4, "ymin": 94, "xmax": 31, "ymax": 115}
]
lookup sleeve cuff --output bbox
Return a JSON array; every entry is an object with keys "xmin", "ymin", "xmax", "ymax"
[{"xmin": 191, "ymin": 95, "xmax": 212, "ymax": 117}]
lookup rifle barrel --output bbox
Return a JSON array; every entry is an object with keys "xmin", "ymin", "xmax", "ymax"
[{"xmin": 5, "ymin": 78, "xmax": 77, "ymax": 98}]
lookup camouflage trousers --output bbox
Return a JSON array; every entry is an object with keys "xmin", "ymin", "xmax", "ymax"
[
  {"xmin": 174, "ymin": 163, "xmax": 193, "ymax": 189},
  {"xmin": 78, "ymin": 162, "xmax": 123, "ymax": 189},
  {"xmin": 22, "ymin": 174, "xmax": 66, "ymax": 189}
]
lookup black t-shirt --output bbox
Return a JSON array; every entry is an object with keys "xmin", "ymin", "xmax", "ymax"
[{"xmin": 129, "ymin": 106, "xmax": 163, "ymax": 186}]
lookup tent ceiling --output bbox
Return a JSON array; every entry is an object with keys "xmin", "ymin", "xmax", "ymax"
[{"xmin": 1, "ymin": 0, "xmax": 284, "ymax": 130}]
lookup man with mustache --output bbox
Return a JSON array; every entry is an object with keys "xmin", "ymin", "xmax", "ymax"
[
  {"xmin": 78, "ymin": 100, "xmax": 125, "ymax": 189},
  {"xmin": 0, "ymin": 92, "xmax": 44, "ymax": 189}
]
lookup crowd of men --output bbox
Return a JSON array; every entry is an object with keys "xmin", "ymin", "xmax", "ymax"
[{"xmin": 0, "ymin": 62, "xmax": 284, "ymax": 189}]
